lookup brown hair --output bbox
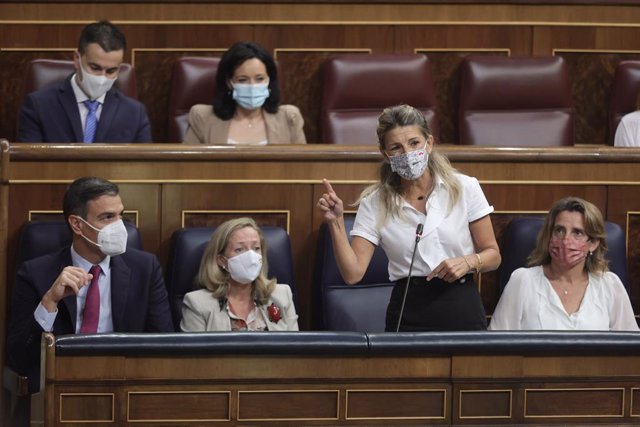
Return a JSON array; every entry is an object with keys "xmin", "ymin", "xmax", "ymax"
[{"xmin": 527, "ymin": 197, "xmax": 609, "ymax": 273}]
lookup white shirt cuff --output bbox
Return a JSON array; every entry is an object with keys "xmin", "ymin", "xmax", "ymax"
[{"xmin": 34, "ymin": 302, "xmax": 58, "ymax": 332}]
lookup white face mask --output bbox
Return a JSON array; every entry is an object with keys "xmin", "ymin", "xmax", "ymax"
[
  {"xmin": 225, "ymin": 250, "xmax": 263, "ymax": 284},
  {"xmin": 388, "ymin": 148, "xmax": 429, "ymax": 181},
  {"xmin": 78, "ymin": 217, "xmax": 128, "ymax": 256},
  {"xmin": 78, "ymin": 60, "xmax": 117, "ymax": 100}
]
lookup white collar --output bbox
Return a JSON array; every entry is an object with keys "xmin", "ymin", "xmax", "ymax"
[{"xmin": 70, "ymin": 243, "xmax": 110, "ymax": 273}]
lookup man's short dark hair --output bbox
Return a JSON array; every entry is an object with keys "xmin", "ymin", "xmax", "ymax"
[
  {"xmin": 63, "ymin": 177, "xmax": 119, "ymax": 224},
  {"xmin": 78, "ymin": 20, "xmax": 126, "ymax": 54}
]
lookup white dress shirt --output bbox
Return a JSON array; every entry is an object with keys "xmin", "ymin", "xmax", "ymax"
[
  {"xmin": 489, "ymin": 266, "xmax": 639, "ymax": 331},
  {"xmin": 351, "ymin": 173, "xmax": 494, "ymax": 282},
  {"xmin": 614, "ymin": 110, "xmax": 640, "ymax": 147},
  {"xmin": 34, "ymin": 245, "xmax": 113, "ymax": 333}
]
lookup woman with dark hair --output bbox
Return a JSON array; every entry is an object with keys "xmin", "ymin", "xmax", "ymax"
[
  {"xmin": 489, "ymin": 197, "xmax": 638, "ymax": 331},
  {"xmin": 317, "ymin": 104, "xmax": 501, "ymax": 332},
  {"xmin": 183, "ymin": 41, "xmax": 306, "ymax": 145}
]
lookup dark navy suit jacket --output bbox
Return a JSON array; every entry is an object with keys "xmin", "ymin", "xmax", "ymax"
[
  {"xmin": 17, "ymin": 75, "xmax": 151, "ymax": 143},
  {"xmin": 6, "ymin": 247, "xmax": 173, "ymax": 393}
]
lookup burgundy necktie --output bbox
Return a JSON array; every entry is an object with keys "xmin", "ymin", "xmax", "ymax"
[{"xmin": 80, "ymin": 265, "xmax": 102, "ymax": 333}]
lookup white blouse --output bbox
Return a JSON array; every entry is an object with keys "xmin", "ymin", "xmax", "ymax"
[
  {"xmin": 351, "ymin": 173, "xmax": 493, "ymax": 282},
  {"xmin": 489, "ymin": 266, "xmax": 639, "ymax": 331}
]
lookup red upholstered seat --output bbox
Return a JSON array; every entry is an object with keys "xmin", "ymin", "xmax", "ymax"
[
  {"xmin": 166, "ymin": 56, "xmax": 220, "ymax": 142},
  {"xmin": 609, "ymin": 61, "xmax": 640, "ymax": 145},
  {"xmin": 321, "ymin": 54, "xmax": 439, "ymax": 145},
  {"xmin": 459, "ymin": 56, "xmax": 573, "ymax": 146},
  {"xmin": 24, "ymin": 58, "xmax": 137, "ymax": 98}
]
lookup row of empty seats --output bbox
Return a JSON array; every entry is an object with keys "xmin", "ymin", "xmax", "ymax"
[
  {"xmin": 21, "ymin": 56, "xmax": 640, "ymax": 145},
  {"xmin": 15, "ymin": 217, "xmax": 630, "ymax": 333}
]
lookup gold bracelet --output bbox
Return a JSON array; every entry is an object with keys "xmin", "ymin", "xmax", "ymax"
[
  {"xmin": 475, "ymin": 253, "xmax": 483, "ymax": 273},
  {"xmin": 463, "ymin": 256, "xmax": 472, "ymax": 274}
]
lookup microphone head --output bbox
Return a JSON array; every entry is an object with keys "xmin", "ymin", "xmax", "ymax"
[{"xmin": 416, "ymin": 223, "xmax": 424, "ymax": 236}]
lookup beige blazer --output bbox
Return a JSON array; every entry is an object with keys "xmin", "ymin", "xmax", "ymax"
[
  {"xmin": 180, "ymin": 284, "xmax": 299, "ymax": 332},
  {"xmin": 182, "ymin": 104, "xmax": 306, "ymax": 145}
]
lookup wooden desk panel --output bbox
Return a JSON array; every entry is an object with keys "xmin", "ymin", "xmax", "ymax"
[{"xmin": 35, "ymin": 333, "xmax": 640, "ymax": 426}]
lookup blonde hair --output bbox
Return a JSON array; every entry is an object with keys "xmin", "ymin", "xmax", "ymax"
[
  {"xmin": 527, "ymin": 197, "xmax": 609, "ymax": 273},
  {"xmin": 356, "ymin": 104, "xmax": 461, "ymax": 225},
  {"xmin": 195, "ymin": 217, "xmax": 276, "ymax": 304}
]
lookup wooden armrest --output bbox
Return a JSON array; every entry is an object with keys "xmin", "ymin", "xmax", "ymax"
[{"xmin": 3, "ymin": 365, "xmax": 29, "ymax": 397}]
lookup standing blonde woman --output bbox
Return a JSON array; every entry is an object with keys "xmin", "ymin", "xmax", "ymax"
[
  {"xmin": 181, "ymin": 217, "xmax": 298, "ymax": 331},
  {"xmin": 317, "ymin": 104, "xmax": 501, "ymax": 332}
]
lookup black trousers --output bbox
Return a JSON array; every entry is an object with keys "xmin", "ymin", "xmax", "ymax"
[{"xmin": 386, "ymin": 275, "xmax": 487, "ymax": 332}]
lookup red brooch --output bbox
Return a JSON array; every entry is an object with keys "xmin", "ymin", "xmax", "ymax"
[{"xmin": 267, "ymin": 303, "xmax": 281, "ymax": 323}]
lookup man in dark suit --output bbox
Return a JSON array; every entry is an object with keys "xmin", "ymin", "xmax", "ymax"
[
  {"xmin": 6, "ymin": 177, "xmax": 173, "ymax": 394},
  {"xmin": 16, "ymin": 20, "xmax": 151, "ymax": 143}
]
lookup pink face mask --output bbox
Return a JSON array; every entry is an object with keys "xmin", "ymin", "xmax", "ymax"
[{"xmin": 549, "ymin": 237, "xmax": 588, "ymax": 269}]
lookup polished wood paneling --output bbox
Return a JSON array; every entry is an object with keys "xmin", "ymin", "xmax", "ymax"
[
  {"xmin": 608, "ymin": 186, "xmax": 640, "ymax": 313},
  {"xmin": 238, "ymin": 390, "xmax": 338, "ymax": 420},
  {"xmin": 128, "ymin": 391, "xmax": 230, "ymax": 421},
  {"xmin": 36, "ymin": 333, "xmax": 640, "ymax": 426},
  {"xmin": 5, "ymin": 3, "xmax": 640, "ymax": 23},
  {"xmin": 632, "ymin": 388, "xmax": 640, "ymax": 417},
  {"xmin": 524, "ymin": 388, "xmax": 624, "ymax": 418},
  {"xmin": 346, "ymin": 389, "xmax": 446, "ymax": 419},
  {"xmin": 457, "ymin": 389, "xmax": 512, "ymax": 419},
  {"xmin": 59, "ymin": 393, "xmax": 114, "ymax": 422}
]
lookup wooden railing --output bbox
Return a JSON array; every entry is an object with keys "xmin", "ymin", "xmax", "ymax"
[{"xmin": 32, "ymin": 331, "xmax": 640, "ymax": 425}]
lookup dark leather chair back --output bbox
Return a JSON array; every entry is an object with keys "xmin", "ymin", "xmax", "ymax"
[
  {"xmin": 16, "ymin": 220, "xmax": 143, "ymax": 267},
  {"xmin": 167, "ymin": 57, "xmax": 220, "ymax": 142},
  {"xmin": 609, "ymin": 61, "xmax": 640, "ymax": 145},
  {"xmin": 459, "ymin": 56, "xmax": 573, "ymax": 146},
  {"xmin": 497, "ymin": 217, "xmax": 629, "ymax": 295},
  {"xmin": 166, "ymin": 226, "xmax": 296, "ymax": 331},
  {"xmin": 24, "ymin": 59, "xmax": 137, "ymax": 98},
  {"xmin": 315, "ymin": 216, "xmax": 393, "ymax": 332},
  {"xmin": 321, "ymin": 54, "xmax": 439, "ymax": 144}
]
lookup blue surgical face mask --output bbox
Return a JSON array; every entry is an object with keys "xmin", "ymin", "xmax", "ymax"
[{"xmin": 232, "ymin": 83, "xmax": 270, "ymax": 110}]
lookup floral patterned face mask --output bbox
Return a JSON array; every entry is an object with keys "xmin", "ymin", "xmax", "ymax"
[{"xmin": 388, "ymin": 148, "xmax": 428, "ymax": 181}]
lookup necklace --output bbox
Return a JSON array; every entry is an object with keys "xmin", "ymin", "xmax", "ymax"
[
  {"xmin": 234, "ymin": 113, "xmax": 259, "ymax": 128},
  {"xmin": 414, "ymin": 181, "xmax": 435, "ymax": 201}
]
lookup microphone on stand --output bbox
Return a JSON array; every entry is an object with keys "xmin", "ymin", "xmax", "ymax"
[{"xmin": 395, "ymin": 223, "xmax": 424, "ymax": 332}]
